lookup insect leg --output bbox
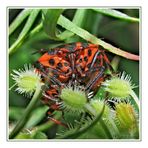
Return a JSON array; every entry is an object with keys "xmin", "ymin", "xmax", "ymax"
[
  {"xmin": 90, "ymin": 50, "xmax": 99, "ymax": 69},
  {"xmin": 48, "ymin": 116, "xmax": 68, "ymax": 128},
  {"xmin": 85, "ymin": 66, "xmax": 105, "ymax": 92},
  {"xmin": 46, "ymin": 108, "xmax": 67, "ymax": 128}
]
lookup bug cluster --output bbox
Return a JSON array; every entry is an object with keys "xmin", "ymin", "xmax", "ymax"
[{"xmin": 35, "ymin": 42, "xmax": 112, "ymax": 119}]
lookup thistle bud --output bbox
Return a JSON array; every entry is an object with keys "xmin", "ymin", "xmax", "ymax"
[
  {"xmin": 103, "ymin": 72, "xmax": 136, "ymax": 100},
  {"xmin": 11, "ymin": 64, "xmax": 42, "ymax": 97},
  {"xmin": 60, "ymin": 85, "xmax": 87, "ymax": 113},
  {"xmin": 115, "ymin": 103, "xmax": 138, "ymax": 130}
]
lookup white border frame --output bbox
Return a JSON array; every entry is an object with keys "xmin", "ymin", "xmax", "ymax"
[{"xmin": 7, "ymin": 6, "xmax": 141, "ymax": 142}]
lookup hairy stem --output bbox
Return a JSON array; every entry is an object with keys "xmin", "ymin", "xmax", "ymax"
[
  {"xmin": 57, "ymin": 103, "xmax": 105, "ymax": 139},
  {"xmin": 9, "ymin": 84, "xmax": 42, "ymax": 139},
  {"xmin": 84, "ymin": 103, "xmax": 113, "ymax": 139}
]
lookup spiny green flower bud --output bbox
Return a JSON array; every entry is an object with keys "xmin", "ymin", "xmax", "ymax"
[
  {"xmin": 60, "ymin": 85, "xmax": 87, "ymax": 113},
  {"xmin": 103, "ymin": 72, "xmax": 136, "ymax": 99},
  {"xmin": 11, "ymin": 64, "xmax": 42, "ymax": 97},
  {"xmin": 115, "ymin": 103, "xmax": 138, "ymax": 131}
]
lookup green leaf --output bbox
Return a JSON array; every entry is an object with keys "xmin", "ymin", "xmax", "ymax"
[
  {"xmin": 9, "ymin": 9, "xmax": 33, "ymax": 36},
  {"xmin": 15, "ymin": 132, "xmax": 32, "ymax": 139},
  {"xmin": 57, "ymin": 15, "xmax": 139, "ymax": 61},
  {"xmin": 15, "ymin": 131, "xmax": 48, "ymax": 139},
  {"xmin": 9, "ymin": 107, "xmax": 24, "ymax": 121},
  {"xmin": 42, "ymin": 9, "xmax": 87, "ymax": 41},
  {"xmin": 42, "ymin": 9, "xmax": 64, "ymax": 40},
  {"xmin": 33, "ymin": 131, "xmax": 48, "ymax": 139},
  {"xmin": 95, "ymin": 87, "xmax": 106, "ymax": 100},
  {"xmin": 93, "ymin": 9, "xmax": 139, "ymax": 23},
  {"xmin": 59, "ymin": 9, "xmax": 87, "ymax": 40},
  {"xmin": 25, "ymin": 106, "xmax": 49, "ymax": 128},
  {"xmin": 9, "ymin": 106, "xmax": 49, "ymax": 128},
  {"xmin": 13, "ymin": 9, "xmax": 139, "ymax": 60},
  {"xmin": 9, "ymin": 9, "xmax": 40, "ymax": 55},
  {"xmin": 110, "ymin": 56, "xmax": 120, "ymax": 71}
]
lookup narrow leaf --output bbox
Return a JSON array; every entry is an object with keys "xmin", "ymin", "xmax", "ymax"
[
  {"xmin": 9, "ymin": 9, "xmax": 33, "ymax": 36},
  {"xmin": 25, "ymin": 106, "xmax": 49, "ymax": 128},
  {"xmin": 93, "ymin": 9, "xmax": 139, "ymax": 23},
  {"xmin": 9, "ymin": 9, "xmax": 40, "ymax": 55},
  {"xmin": 42, "ymin": 9, "xmax": 64, "ymax": 40},
  {"xmin": 59, "ymin": 9, "xmax": 87, "ymax": 40},
  {"xmin": 58, "ymin": 15, "xmax": 139, "ymax": 61},
  {"xmin": 42, "ymin": 9, "xmax": 87, "ymax": 40}
]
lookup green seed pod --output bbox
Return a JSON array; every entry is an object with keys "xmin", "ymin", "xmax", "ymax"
[
  {"xmin": 103, "ymin": 72, "xmax": 135, "ymax": 99},
  {"xmin": 60, "ymin": 86, "xmax": 87, "ymax": 113},
  {"xmin": 11, "ymin": 64, "xmax": 42, "ymax": 97},
  {"xmin": 115, "ymin": 103, "xmax": 138, "ymax": 133}
]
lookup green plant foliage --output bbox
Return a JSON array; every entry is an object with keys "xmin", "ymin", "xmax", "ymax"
[
  {"xmin": 9, "ymin": 9, "xmax": 33, "ymax": 36},
  {"xmin": 9, "ymin": 8, "xmax": 140, "ymax": 140},
  {"xmin": 93, "ymin": 9, "xmax": 139, "ymax": 23},
  {"xmin": 9, "ymin": 9, "xmax": 40, "ymax": 55}
]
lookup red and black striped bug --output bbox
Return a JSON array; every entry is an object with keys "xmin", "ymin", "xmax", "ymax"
[{"xmin": 34, "ymin": 42, "xmax": 113, "ymax": 127}]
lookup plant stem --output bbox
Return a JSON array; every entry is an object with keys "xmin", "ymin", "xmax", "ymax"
[
  {"xmin": 57, "ymin": 103, "xmax": 105, "ymax": 139},
  {"xmin": 99, "ymin": 119, "xmax": 113, "ymax": 139},
  {"xmin": 84, "ymin": 103, "xmax": 113, "ymax": 139},
  {"xmin": 130, "ymin": 90, "xmax": 140, "ymax": 111},
  {"xmin": 108, "ymin": 117, "xmax": 121, "ymax": 138},
  {"xmin": 9, "ymin": 84, "xmax": 42, "ymax": 139}
]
